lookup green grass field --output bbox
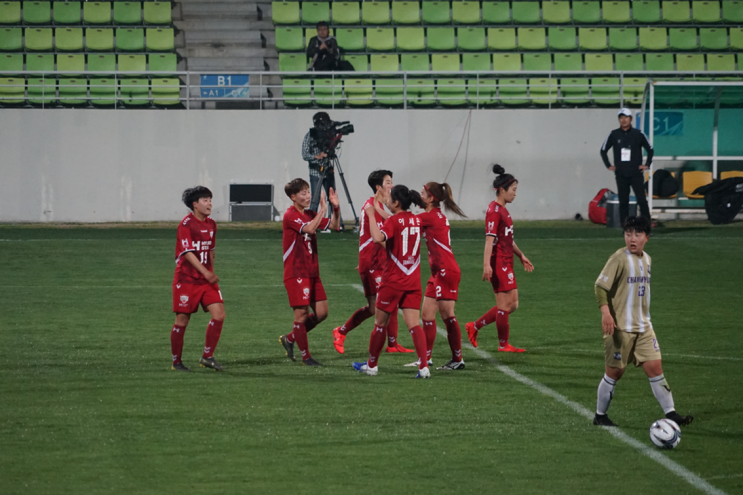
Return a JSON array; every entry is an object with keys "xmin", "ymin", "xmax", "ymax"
[{"xmin": 2, "ymin": 221, "xmax": 742, "ymax": 495}]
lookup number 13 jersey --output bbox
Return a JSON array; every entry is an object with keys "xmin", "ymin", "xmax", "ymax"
[
  {"xmin": 282, "ymin": 205, "xmax": 331, "ymax": 281},
  {"xmin": 379, "ymin": 211, "xmax": 422, "ymax": 292},
  {"xmin": 175, "ymin": 213, "xmax": 217, "ymax": 285}
]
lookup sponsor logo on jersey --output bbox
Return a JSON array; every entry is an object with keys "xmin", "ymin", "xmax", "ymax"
[
  {"xmin": 183, "ymin": 217, "xmax": 190, "ymax": 225},
  {"xmin": 504, "ymin": 226, "xmax": 514, "ymax": 236},
  {"xmin": 502, "ymin": 267, "xmax": 508, "ymax": 271},
  {"xmin": 201, "ymin": 230, "xmax": 208, "ymax": 233},
  {"xmin": 181, "ymin": 239, "xmax": 189, "ymax": 249},
  {"xmin": 440, "ymin": 269, "xmax": 446, "ymax": 276},
  {"xmin": 627, "ymin": 276, "xmax": 651, "ymax": 284},
  {"xmin": 296, "ymin": 278, "xmax": 303, "ymax": 284},
  {"xmin": 487, "ymin": 221, "xmax": 495, "ymax": 231},
  {"xmin": 176, "ymin": 284, "xmax": 181, "ymax": 289},
  {"xmin": 210, "ymin": 231, "xmax": 214, "ymax": 238}
]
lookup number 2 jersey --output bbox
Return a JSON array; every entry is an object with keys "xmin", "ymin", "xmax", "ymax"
[
  {"xmin": 595, "ymin": 248, "xmax": 653, "ymax": 334},
  {"xmin": 485, "ymin": 201, "xmax": 514, "ymax": 266},
  {"xmin": 417, "ymin": 207, "xmax": 459, "ymax": 276},
  {"xmin": 358, "ymin": 197, "xmax": 388, "ymax": 273},
  {"xmin": 282, "ymin": 205, "xmax": 331, "ymax": 281},
  {"xmin": 379, "ymin": 211, "xmax": 422, "ymax": 292},
  {"xmin": 174, "ymin": 213, "xmax": 217, "ymax": 285}
]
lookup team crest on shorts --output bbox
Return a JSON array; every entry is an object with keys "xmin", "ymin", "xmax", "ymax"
[
  {"xmin": 508, "ymin": 272, "xmax": 514, "ymax": 282},
  {"xmin": 303, "ymin": 288, "xmax": 310, "ymax": 298},
  {"xmin": 375, "ymin": 277, "xmax": 382, "ymax": 285},
  {"xmin": 613, "ymin": 352, "xmax": 622, "ymax": 361},
  {"xmin": 180, "ymin": 295, "xmax": 189, "ymax": 304}
]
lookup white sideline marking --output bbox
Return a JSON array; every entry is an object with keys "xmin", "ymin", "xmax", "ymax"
[{"xmin": 529, "ymin": 347, "xmax": 743, "ymax": 363}]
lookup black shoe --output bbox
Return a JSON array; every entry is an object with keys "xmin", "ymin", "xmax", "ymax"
[
  {"xmin": 593, "ymin": 414, "xmax": 618, "ymax": 427},
  {"xmin": 302, "ymin": 357, "xmax": 323, "ymax": 366},
  {"xmin": 279, "ymin": 335, "xmax": 295, "ymax": 361},
  {"xmin": 171, "ymin": 362, "xmax": 191, "ymax": 372},
  {"xmin": 199, "ymin": 357, "xmax": 225, "ymax": 371},
  {"xmin": 436, "ymin": 359, "xmax": 465, "ymax": 370},
  {"xmin": 666, "ymin": 411, "xmax": 694, "ymax": 426}
]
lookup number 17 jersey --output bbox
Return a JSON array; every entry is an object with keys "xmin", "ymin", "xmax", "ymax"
[{"xmin": 379, "ymin": 211, "xmax": 422, "ymax": 292}]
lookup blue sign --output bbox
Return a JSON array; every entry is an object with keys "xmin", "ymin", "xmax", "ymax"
[
  {"xmin": 638, "ymin": 111, "xmax": 684, "ymax": 136},
  {"xmin": 200, "ymin": 75, "xmax": 250, "ymax": 98}
]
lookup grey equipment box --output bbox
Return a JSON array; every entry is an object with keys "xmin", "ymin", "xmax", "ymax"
[
  {"xmin": 229, "ymin": 184, "xmax": 274, "ymax": 222},
  {"xmin": 605, "ymin": 194, "xmax": 637, "ymax": 228}
]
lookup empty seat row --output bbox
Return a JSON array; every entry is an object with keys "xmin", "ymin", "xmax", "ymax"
[
  {"xmin": 0, "ymin": 2, "xmax": 171, "ymax": 25},
  {"xmin": 0, "ymin": 52, "xmax": 177, "ymax": 72},
  {"xmin": 277, "ymin": 25, "xmax": 743, "ymax": 52},
  {"xmin": 0, "ymin": 27, "xmax": 174, "ymax": 51},
  {"xmin": 273, "ymin": 1, "xmax": 743, "ymax": 26}
]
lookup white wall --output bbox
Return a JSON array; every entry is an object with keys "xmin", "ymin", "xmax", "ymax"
[{"xmin": 0, "ymin": 109, "xmax": 620, "ymax": 222}]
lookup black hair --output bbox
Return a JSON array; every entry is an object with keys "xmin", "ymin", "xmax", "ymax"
[
  {"xmin": 182, "ymin": 186, "xmax": 212, "ymax": 211},
  {"xmin": 424, "ymin": 181, "xmax": 467, "ymax": 218},
  {"xmin": 623, "ymin": 216, "xmax": 651, "ymax": 235},
  {"xmin": 313, "ymin": 111, "xmax": 330, "ymax": 126},
  {"xmin": 492, "ymin": 164, "xmax": 518, "ymax": 193},
  {"xmin": 368, "ymin": 169, "xmax": 393, "ymax": 193},
  {"xmin": 390, "ymin": 185, "xmax": 425, "ymax": 211},
  {"xmin": 316, "ymin": 21, "xmax": 329, "ymax": 29},
  {"xmin": 285, "ymin": 178, "xmax": 310, "ymax": 198}
]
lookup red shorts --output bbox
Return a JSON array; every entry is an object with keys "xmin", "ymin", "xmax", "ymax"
[
  {"xmin": 173, "ymin": 282, "xmax": 223, "ymax": 314},
  {"xmin": 490, "ymin": 262, "xmax": 517, "ymax": 293},
  {"xmin": 359, "ymin": 269, "xmax": 383, "ymax": 298},
  {"xmin": 376, "ymin": 285, "xmax": 422, "ymax": 314},
  {"xmin": 424, "ymin": 268, "xmax": 461, "ymax": 301},
  {"xmin": 284, "ymin": 276, "xmax": 327, "ymax": 307}
]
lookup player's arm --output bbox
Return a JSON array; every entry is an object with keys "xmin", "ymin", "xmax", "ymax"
[
  {"xmin": 373, "ymin": 202, "xmax": 390, "ymax": 220},
  {"xmin": 328, "ymin": 187, "xmax": 341, "ymax": 231},
  {"xmin": 482, "ymin": 236, "xmax": 493, "ymax": 281},
  {"xmin": 640, "ymin": 130, "xmax": 654, "ymax": 169},
  {"xmin": 184, "ymin": 252, "xmax": 219, "ymax": 284},
  {"xmin": 301, "ymin": 192, "xmax": 329, "ymax": 234},
  {"xmin": 366, "ymin": 207, "xmax": 386, "ymax": 245},
  {"xmin": 600, "ymin": 131, "xmax": 615, "ymax": 170},
  {"xmin": 595, "ymin": 285, "xmax": 616, "ymax": 336},
  {"xmin": 513, "ymin": 242, "xmax": 534, "ymax": 272}
]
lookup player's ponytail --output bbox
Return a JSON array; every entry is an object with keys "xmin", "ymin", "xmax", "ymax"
[
  {"xmin": 492, "ymin": 164, "xmax": 517, "ymax": 194},
  {"xmin": 390, "ymin": 185, "xmax": 425, "ymax": 211},
  {"xmin": 424, "ymin": 181, "xmax": 467, "ymax": 218},
  {"xmin": 182, "ymin": 186, "xmax": 213, "ymax": 211}
]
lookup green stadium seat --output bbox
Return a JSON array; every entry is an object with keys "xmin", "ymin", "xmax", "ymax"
[
  {"xmin": 645, "ymin": 53, "xmax": 674, "ymax": 70},
  {"xmin": 592, "ymin": 77, "xmax": 619, "ymax": 105},
  {"xmin": 332, "ymin": 2, "xmax": 360, "ymax": 24},
  {"xmin": 89, "ymin": 75, "xmax": 116, "ymax": 105},
  {"xmin": 467, "ymin": 78, "xmax": 496, "ymax": 105},
  {"xmin": 609, "ymin": 28, "xmax": 637, "ymax": 50},
  {"xmin": 0, "ymin": 2, "xmax": 21, "ymax": 24},
  {"xmin": 707, "ymin": 54, "xmax": 735, "ymax": 71},
  {"xmin": 623, "ymin": 77, "xmax": 647, "ymax": 105},
  {"xmin": 699, "ymin": 28, "xmax": 727, "ymax": 50},
  {"xmin": 584, "ymin": 53, "xmax": 613, "ymax": 70},
  {"xmin": 0, "ymin": 52, "xmax": 20, "ymax": 72},
  {"xmin": 0, "ymin": 27, "xmax": 22, "ymax": 50},
  {"xmin": 151, "ymin": 77, "xmax": 179, "ymax": 106},
  {"xmin": 487, "ymin": 28, "xmax": 515, "ymax": 50},
  {"xmin": 55, "ymin": 27, "xmax": 82, "ymax": 51},
  {"xmin": 421, "ymin": 1, "xmax": 449, "ymax": 24},
  {"xmin": 0, "ymin": 75, "xmax": 23, "ymax": 104},
  {"xmin": 482, "ymin": 2, "xmax": 509, "ymax": 23},
  {"xmin": 615, "ymin": 53, "xmax": 644, "ymax": 70},
  {"xmin": 392, "ymin": 1, "xmax": 420, "ymax": 24},
  {"xmin": 669, "ymin": 28, "xmax": 698, "ymax": 50},
  {"xmin": 492, "ymin": 53, "xmax": 521, "ymax": 71},
  {"xmin": 302, "ymin": 2, "xmax": 329, "ymax": 24},
  {"xmin": 57, "ymin": 52, "xmax": 83, "ymax": 71},
  {"xmin": 282, "ymin": 79, "xmax": 311, "ymax": 106},
  {"xmin": 279, "ymin": 52, "xmax": 306, "ymax": 71},
  {"xmin": 578, "ymin": 28, "xmax": 607, "ymax": 51},
  {"xmin": 25, "ymin": 27, "xmax": 52, "ymax": 51},
  {"xmin": 116, "ymin": 28, "xmax": 144, "ymax": 51},
  {"xmin": 304, "ymin": 27, "xmax": 333, "ymax": 47},
  {"xmin": 366, "ymin": 28, "xmax": 394, "ymax": 51},
  {"xmin": 335, "ymin": 27, "xmax": 364, "ymax": 52},
  {"xmin": 499, "ymin": 79, "xmax": 528, "ymax": 105},
  {"xmin": 692, "ymin": 1, "xmax": 721, "ymax": 22},
  {"xmin": 602, "ymin": 1, "xmax": 631, "ymax": 23},
  {"xmin": 437, "ymin": 78, "xmax": 466, "ymax": 106},
  {"xmin": 560, "ymin": 78, "xmax": 590, "ymax": 105},
  {"xmin": 633, "ymin": 1, "xmax": 661, "ymax": 22},
  {"xmin": 118, "ymin": 53, "xmax": 145, "ymax": 72},
  {"xmin": 26, "ymin": 53, "xmax": 55, "ymax": 105},
  {"xmin": 530, "ymin": 78, "xmax": 557, "ymax": 105},
  {"xmin": 462, "ymin": 53, "xmax": 490, "ymax": 71},
  {"xmin": 272, "ymin": 2, "xmax": 300, "ymax": 24},
  {"xmin": 22, "ymin": 1, "xmax": 50, "ymax": 24},
  {"xmin": 89, "ymin": 53, "xmax": 116, "ymax": 72},
  {"xmin": 119, "ymin": 77, "xmax": 148, "ymax": 106},
  {"xmin": 276, "ymin": 27, "xmax": 304, "ymax": 51},
  {"xmin": 58, "ymin": 77, "xmax": 87, "ymax": 106},
  {"xmin": 85, "ymin": 28, "xmax": 113, "ymax": 51},
  {"xmin": 53, "ymin": 2, "xmax": 81, "ymax": 25},
  {"xmin": 548, "ymin": 27, "xmax": 577, "ymax": 51},
  {"xmin": 149, "ymin": 52, "xmax": 176, "ymax": 72},
  {"xmin": 83, "ymin": 2, "xmax": 111, "ymax": 24},
  {"xmin": 370, "ymin": 53, "xmax": 397, "ymax": 71},
  {"xmin": 114, "ymin": 2, "xmax": 141, "ymax": 25},
  {"xmin": 143, "ymin": 2, "xmax": 170, "ymax": 24},
  {"xmin": 731, "ymin": 28, "xmax": 743, "ymax": 50},
  {"xmin": 676, "ymin": 53, "xmax": 704, "ymax": 71},
  {"xmin": 518, "ymin": 28, "xmax": 546, "ymax": 50},
  {"xmin": 542, "ymin": 1, "xmax": 570, "ymax": 23},
  {"xmin": 397, "ymin": 27, "xmax": 424, "ymax": 51},
  {"xmin": 344, "ymin": 78, "xmax": 373, "ymax": 106},
  {"xmin": 427, "ymin": 27, "xmax": 455, "ymax": 51},
  {"xmin": 523, "ymin": 53, "xmax": 551, "ymax": 72},
  {"xmin": 407, "ymin": 78, "xmax": 435, "ymax": 106},
  {"xmin": 314, "ymin": 78, "xmax": 342, "ymax": 107},
  {"xmin": 362, "ymin": 2, "xmax": 389, "ymax": 24},
  {"xmin": 452, "ymin": 1, "xmax": 480, "ymax": 24},
  {"xmin": 573, "ymin": 1, "xmax": 600, "ymax": 23},
  {"xmin": 344, "ymin": 53, "xmax": 367, "ymax": 71},
  {"xmin": 375, "ymin": 78, "xmax": 403, "ymax": 106},
  {"xmin": 400, "ymin": 53, "xmax": 428, "ymax": 71},
  {"xmin": 722, "ymin": 1, "xmax": 743, "ymax": 22},
  {"xmin": 639, "ymin": 27, "xmax": 668, "ymax": 50},
  {"xmin": 512, "ymin": 1, "xmax": 540, "ymax": 23},
  {"xmin": 146, "ymin": 28, "xmax": 173, "ymax": 51},
  {"xmin": 458, "ymin": 28, "xmax": 485, "ymax": 51},
  {"xmin": 662, "ymin": 1, "xmax": 691, "ymax": 22},
  {"xmin": 554, "ymin": 53, "xmax": 582, "ymax": 70},
  {"xmin": 431, "ymin": 53, "xmax": 459, "ymax": 71}
]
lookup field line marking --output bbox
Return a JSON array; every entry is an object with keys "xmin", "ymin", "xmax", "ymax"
[{"xmin": 529, "ymin": 347, "xmax": 743, "ymax": 363}]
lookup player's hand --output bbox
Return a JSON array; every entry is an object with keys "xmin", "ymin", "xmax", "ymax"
[
  {"xmin": 328, "ymin": 187, "xmax": 339, "ymax": 208},
  {"xmin": 482, "ymin": 264, "xmax": 493, "ymax": 281},
  {"xmin": 608, "ymin": 166, "xmax": 616, "ymax": 172},
  {"xmin": 315, "ymin": 152, "xmax": 327, "ymax": 160},
  {"xmin": 601, "ymin": 312, "xmax": 616, "ymax": 336},
  {"xmin": 639, "ymin": 165, "xmax": 649, "ymax": 171},
  {"xmin": 205, "ymin": 271, "xmax": 219, "ymax": 285},
  {"xmin": 520, "ymin": 256, "xmax": 534, "ymax": 272}
]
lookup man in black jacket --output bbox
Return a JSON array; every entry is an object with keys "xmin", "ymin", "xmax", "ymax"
[
  {"xmin": 600, "ymin": 108, "xmax": 654, "ymax": 225},
  {"xmin": 307, "ymin": 21, "xmax": 340, "ymax": 71}
]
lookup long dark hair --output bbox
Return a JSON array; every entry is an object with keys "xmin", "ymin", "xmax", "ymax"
[
  {"xmin": 424, "ymin": 182, "xmax": 467, "ymax": 218},
  {"xmin": 390, "ymin": 185, "xmax": 425, "ymax": 211},
  {"xmin": 492, "ymin": 164, "xmax": 517, "ymax": 194}
]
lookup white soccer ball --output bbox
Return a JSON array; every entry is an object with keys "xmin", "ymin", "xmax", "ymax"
[{"xmin": 649, "ymin": 419, "xmax": 681, "ymax": 449}]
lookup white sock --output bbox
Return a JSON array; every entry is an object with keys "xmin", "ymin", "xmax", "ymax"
[
  {"xmin": 597, "ymin": 374, "xmax": 617, "ymax": 415},
  {"xmin": 649, "ymin": 374, "xmax": 675, "ymax": 414}
]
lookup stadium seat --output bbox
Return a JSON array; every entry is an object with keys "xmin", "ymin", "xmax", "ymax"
[
  {"xmin": 731, "ymin": 28, "xmax": 743, "ymax": 50},
  {"xmin": 57, "ymin": 53, "xmax": 86, "ymax": 104},
  {"xmin": 25, "ymin": 27, "xmax": 52, "ymax": 51},
  {"xmin": 302, "ymin": 2, "xmax": 330, "ymax": 24},
  {"xmin": 530, "ymin": 78, "xmax": 557, "ymax": 105},
  {"xmin": 488, "ymin": 28, "xmax": 516, "ymax": 50},
  {"xmin": 151, "ymin": 77, "xmax": 180, "ymax": 106},
  {"xmin": 116, "ymin": 28, "xmax": 144, "ymax": 51},
  {"xmin": 721, "ymin": 171, "xmax": 743, "ymax": 179},
  {"xmin": 560, "ymin": 78, "xmax": 590, "ymax": 104},
  {"xmin": 370, "ymin": 53, "xmax": 398, "ymax": 71},
  {"xmin": 0, "ymin": 52, "xmax": 20, "ymax": 72},
  {"xmin": 431, "ymin": 53, "xmax": 459, "ymax": 71},
  {"xmin": 392, "ymin": 1, "xmax": 420, "ymax": 24},
  {"xmin": 362, "ymin": 2, "xmax": 389, "ymax": 24},
  {"xmin": 499, "ymin": 79, "xmax": 528, "ymax": 105},
  {"xmin": 26, "ymin": 53, "xmax": 55, "ymax": 105},
  {"xmin": 22, "ymin": 1, "xmax": 50, "ymax": 24},
  {"xmin": 335, "ymin": 28, "xmax": 363, "ymax": 51},
  {"xmin": 452, "ymin": 1, "xmax": 480, "ymax": 24},
  {"xmin": 592, "ymin": 77, "xmax": 620, "ymax": 105},
  {"xmin": 585, "ymin": 53, "xmax": 613, "ymax": 70},
  {"xmin": 276, "ymin": 27, "xmax": 304, "ymax": 51},
  {"xmin": 344, "ymin": 53, "xmax": 367, "ymax": 71},
  {"xmin": 492, "ymin": 53, "xmax": 521, "ymax": 71},
  {"xmin": 676, "ymin": 53, "xmax": 705, "ymax": 71},
  {"xmin": 0, "ymin": 2, "xmax": 21, "ymax": 24},
  {"xmin": 458, "ymin": 28, "xmax": 485, "ymax": 51},
  {"xmin": 578, "ymin": 28, "xmax": 607, "ymax": 51},
  {"xmin": 53, "ymin": 2, "xmax": 81, "ymax": 25},
  {"xmin": 400, "ymin": 53, "xmax": 428, "ymax": 71},
  {"xmin": 0, "ymin": 27, "xmax": 22, "ymax": 50},
  {"xmin": 548, "ymin": 27, "xmax": 577, "ymax": 51},
  {"xmin": 313, "ymin": 79, "xmax": 341, "ymax": 108},
  {"xmin": 664, "ymin": 1, "xmax": 693, "ymax": 23},
  {"xmin": 467, "ymin": 78, "xmax": 496, "ymax": 105},
  {"xmin": 554, "ymin": 53, "xmax": 582, "ymax": 70},
  {"xmin": 421, "ymin": 1, "xmax": 449, "ymax": 24},
  {"xmin": 615, "ymin": 53, "xmax": 644, "ymax": 70},
  {"xmin": 89, "ymin": 55, "xmax": 116, "ymax": 105},
  {"xmin": 722, "ymin": 1, "xmax": 743, "ymax": 22},
  {"xmin": 602, "ymin": 1, "xmax": 631, "ymax": 23},
  {"xmin": 146, "ymin": 27, "xmax": 174, "ymax": 51},
  {"xmin": 85, "ymin": 28, "xmax": 113, "ymax": 51},
  {"xmin": 83, "ymin": 2, "xmax": 111, "ymax": 24},
  {"xmin": 573, "ymin": 1, "xmax": 600, "ymax": 23},
  {"xmin": 512, "ymin": 1, "xmax": 540, "ymax": 23},
  {"xmin": 272, "ymin": 2, "xmax": 300, "ymax": 24},
  {"xmin": 375, "ymin": 78, "xmax": 403, "ymax": 106},
  {"xmin": 707, "ymin": 53, "xmax": 735, "ymax": 71},
  {"xmin": 683, "ymin": 171, "xmax": 712, "ymax": 198},
  {"xmin": 366, "ymin": 28, "xmax": 394, "ymax": 51},
  {"xmin": 304, "ymin": 27, "xmax": 333, "ymax": 46},
  {"xmin": 699, "ymin": 28, "xmax": 727, "ymax": 50},
  {"xmin": 344, "ymin": 78, "xmax": 373, "ymax": 106},
  {"xmin": 119, "ymin": 77, "xmax": 149, "ymax": 106},
  {"xmin": 119, "ymin": 53, "xmax": 145, "ymax": 72},
  {"xmin": 0, "ymin": 75, "xmax": 23, "ymax": 104},
  {"xmin": 518, "ymin": 28, "xmax": 546, "ymax": 50},
  {"xmin": 692, "ymin": 1, "xmax": 721, "ymax": 22},
  {"xmin": 282, "ymin": 79, "xmax": 312, "ymax": 105},
  {"xmin": 462, "ymin": 53, "xmax": 490, "ymax": 71},
  {"xmin": 114, "ymin": 2, "xmax": 141, "ymax": 25},
  {"xmin": 427, "ymin": 27, "xmax": 455, "ymax": 51},
  {"xmin": 633, "ymin": 1, "xmax": 661, "ymax": 22},
  {"xmin": 639, "ymin": 27, "xmax": 668, "ymax": 50},
  {"xmin": 523, "ymin": 53, "xmax": 551, "ymax": 71},
  {"xmin": 144, "ymin": 2, "xmax": 171, "ymax": 24},
  {"xmin": 89, "ymin": 53, "xmax": 116, "ymax": 72},
  {"xmin": 482, "ymin": 2, "xmax": 509, "ymax": 23},
  {"xmin": 437, "ymin": 78, "xmax": 467, "ymax": 106},
  {"xmin": 56, "ymin": 27, "xmax": 83, "ymax": 51},
  {"xmin": 397, "ymin": 27, "xmax": 425, "ymax": 51},
  {"xmin": 57, "ymin": 52, "xmax": 84, "ymax": 72},
  {"xmin": 669, "ymin": 28, "xmax": 698, "ymax": 50},
  {"xmin": 332, "ymin": 2, "xmax": 360, "ymax": 24},
  {"xmin": 407, "ymin": 78, "xmax": 435, "ymax": 106},
  {"xmin": 542, "ymin": 1, "xmax": 570, "ymax": 23},
  {"xmin": 609, "ymin": 28, "xmax": 638, "ymax": 50},
  {"xmin": 278, "ymin": 52, "xmax": 306, "ymax": 71},
  {"xmin": 646, "ymin": 53, "xmax": 675, "ymax": 70},
  {"xmin": 623, "ymin": 77, "xmax": 648, "ymax": 105}
]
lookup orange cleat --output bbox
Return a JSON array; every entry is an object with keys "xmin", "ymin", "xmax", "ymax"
[
  {"xmin": 498, "ymin": 343, "xmax": 525, "ymax": 353},
  {"xmin": 386, "ymin": 343, "xmax": 414, "ymax": 353},
  {"xmin": 333, "ymin": 327, "xmax": 346, "ymax": 354},
  {"xmin": 464, "ymin": 322, "xmax": 478, "ymax": 348}
]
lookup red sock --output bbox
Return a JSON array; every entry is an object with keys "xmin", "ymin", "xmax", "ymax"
[
  {"xmin": 496, "ymin": 310, "xmax": 510, "ymax": 346},
  {"xmin": 170, "ymin": 324, "xmax": 186, "ymax": 364},
  {"xmin": 368, "ymin": 325, "xmax": 387, "ymax": 368},
  {"xmin": 293, "ymin": 321, "xmax": 311, "ymax": 360},
  {"xmin": 422, "ymin": 320, "xmax": 437, "ymax": 361},
  {"xmin": 305, "ymin": 314, "xmax": 319, "ymax": 333},
  {"xmin": 387, "ymin": 310, "xmax": 399, "ymax": 347},
  {"xmin": 444, "ymin": 317, "xmax": 463, "ymax": 362},
  {"xmin": 474, "ymin": 306, "xmax": 500, "ymax": 330},
  {"xmin": 408, "ymin": 325, "xmax": 429, "ymax": 370},
  {"xmin": 203, "ymin": 319, "xmax": 223, "ymax": 359},
  {"xmin": 339, "ymin": 306, "xmax": 373, "ymax": 336}
]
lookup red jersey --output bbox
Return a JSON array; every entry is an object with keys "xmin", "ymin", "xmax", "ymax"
[
  {"xmin": 485, "ymin": 201, "xmax": 514, "ymax": 265},
  {"xmin": 379, "ymin": 211, "xmax": 422, "ymax": 292},
  {"xmin": 359, "ymin": 197, "xmax": 388, "ymax": 272},
  {"xmin": 418, "ymin": 208, "xmax": 459, "ymax": 276},
  {"xmin": 174, "ymin": 213, "xmax": 217, "ymax": 285},
  {"xmin": 282, "ymin": 206, "xmax": 330, "ymax": 281}
]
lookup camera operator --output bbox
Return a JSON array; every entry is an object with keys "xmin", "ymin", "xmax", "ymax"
[
  {"xmin": 307, "ymin": 21, "xmax": 340, "ymax": 71},
  {"xmin": 302, "ymin": 111, "xmax": 343, "ymax": 230}
]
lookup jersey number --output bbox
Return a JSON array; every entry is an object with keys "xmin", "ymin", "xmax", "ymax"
[
  {"xmin": 199, "ymin": 251, "xmax": 209, "ymax": 264},
  {"xmin": 638, "ymin": 286, "xmax": 646, "ymax": 297},
  {"xmin": 401, "ymin": 226, "xmax": 421, "ymax": 256},
  {"xmin": 304, "ymin": 233, "xmax": 313, "ymax": 254}
]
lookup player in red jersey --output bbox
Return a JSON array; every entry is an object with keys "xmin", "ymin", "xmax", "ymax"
[
  {"xmin": 332, "ymin": 170, "xmax": 412, "ymax": 355},
  {"xmin": 353, "ymin": 185, "xmax": 430, "ymax": 378},
  {"xmin": 279, "ymin": 178, "xmax": 340, "ymax": 366},
  {"xmin": 170, "ymin": 186, "xmax": 225, "ymax": 372},
  {"xmin": 465, "ymin": 164, "xmax": 534, "ymax": 352},
  {"xmin": 417, "ymin": 181, "xmax": 467, "ymax": 371}
]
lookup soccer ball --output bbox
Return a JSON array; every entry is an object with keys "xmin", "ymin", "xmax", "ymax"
[{"xmin": 649, "ymin": 419, "xmax": 681, "ymax": 449}]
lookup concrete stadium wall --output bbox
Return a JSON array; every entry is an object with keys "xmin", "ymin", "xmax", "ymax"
[{"xmin": 0, "ymin": 109, "xmax": 622, "ymax": 222}]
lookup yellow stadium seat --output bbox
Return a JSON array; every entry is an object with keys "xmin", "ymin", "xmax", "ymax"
[
  {"xmin": 721, "ymin": 171, "xmax": 743, "ymax": 180},
  {"xmin": 682, "ymin": 171, "xmax": 713, "ymax": 199}
]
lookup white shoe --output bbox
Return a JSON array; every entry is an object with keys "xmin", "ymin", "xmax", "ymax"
[
  {"xmin": 353, "ymin": 361, "xmax": 378, "ymax": 376},
  {"xmin": 415, "ymin": 367, "xmax": 431, "ymax": 379},
  {"xmin": 404, "ymin": 358, "xmax": 433, "ymax": 367}
]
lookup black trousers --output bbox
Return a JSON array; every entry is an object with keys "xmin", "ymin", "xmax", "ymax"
[{"xmin": 616, "ymin": 173, "xmax": 650, "ymax": 225}]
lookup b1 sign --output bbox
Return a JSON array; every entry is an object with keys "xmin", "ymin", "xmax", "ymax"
[{"xmin": 200, "ymin": 75, "xmax": 249, "ymax": 98}]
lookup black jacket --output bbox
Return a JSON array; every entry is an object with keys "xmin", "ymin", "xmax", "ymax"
[
  {"xmin": 600, "ymin": 126, "xmax": 654, "ymax": 177},
  {"xmin": 306, "ymin": 36, "xmax": 340, "ymax": 68}
]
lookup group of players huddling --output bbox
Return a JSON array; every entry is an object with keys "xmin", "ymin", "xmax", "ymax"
[{"xmin": 170, "ymin": 164, "xmax": 693, "ymax": 428}]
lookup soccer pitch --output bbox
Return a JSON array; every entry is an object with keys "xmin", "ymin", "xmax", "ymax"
[{"xmin": 1, "ymin": 221, "xmax": 742, "ymax": 495}]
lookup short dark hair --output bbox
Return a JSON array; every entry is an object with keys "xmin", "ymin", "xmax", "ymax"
[
  {"xmin": 182, "ymin": 186, "xmax": 212, "ymax": 211},
  {"xmin": 285, "ymin": 178, "xmax": 310, "ymax": 199},
  {"xmin": 367, "ymin": 169, "xmax": 393, "ymax": 193},
  {"xmin": 623, "ymin": 216, "xmax": 651, "ymax": 235},
  {"xmin": 316, "ymin": 21, "xmax": 329, "ymax": 29}
]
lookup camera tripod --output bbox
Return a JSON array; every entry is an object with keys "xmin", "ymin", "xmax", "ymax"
[{"xmin": 310, "ymin": 153, "xmax": 359, "ymax": 233}]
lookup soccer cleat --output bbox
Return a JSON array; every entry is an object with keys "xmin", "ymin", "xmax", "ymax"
[
  {"xmin": 415, "ymin": 367, "xmax": 431, "ymax": 379},
  {"xmin": 386, "ymin": 343, "xmax": 414, "ymax": 353},
  {"xmin": 332, "ymin": 327, "xmax": 346, "ymax": 354},
  {"xmin": 353, "ymin": 361, "xmax": 378, "ymax": 376},
  {"xmin": 593, "ymin": 413, "xmax": 618, "ymax": 427},
  {"xmin": 171, "ymin": 362, "xmax": 192, "ymax": 372},
  {"xmin": 404, "ymin": 358, "xmax": 433, "ymax": 367},
  {"xmin": 302, "ymin": 357, "xmax": 323, "ymax": 366},
  {"xmin": 464, "ymin": 321, "xmax": 478, "ymax": 348},
  {"xmin": 666, "ymin": 411, "xmax": 694, "ymax": 426},
  {"xmin": 279, "ymin": 334, "xmax": 296, "ymax": 361},
  {"xmin": 199, "ymin": 357, "xmax": 224, "ymax": 371},
  {"xmin": 437, "ymin": 359, "xmax": 465, "ymax": 371},
  {"xmin": 498, "ymin": 343, "xmax": 526, "ymax": 353}
]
